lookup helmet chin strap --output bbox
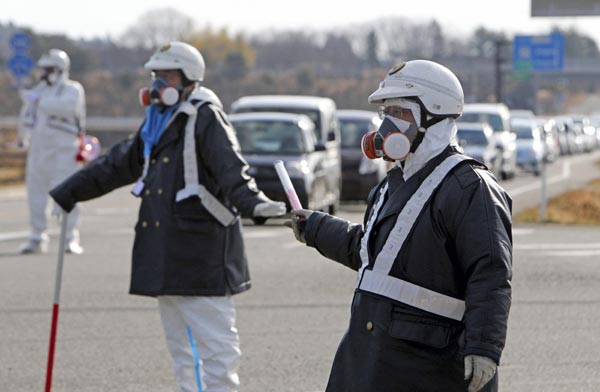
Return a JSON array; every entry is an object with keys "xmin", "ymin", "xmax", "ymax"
[{"xmin": 410, "ymin": 100, "xmax": 446, "ymax": 154}]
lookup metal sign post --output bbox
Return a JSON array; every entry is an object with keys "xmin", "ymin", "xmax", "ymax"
[{"xmin": 540, "ymin": 136, "xmax": 548, "ymax": 222}]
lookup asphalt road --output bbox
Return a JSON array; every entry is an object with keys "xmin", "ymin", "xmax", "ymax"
[{"xmin": 1, "ymin": 151, "xmax": 599, "ymax": 391}]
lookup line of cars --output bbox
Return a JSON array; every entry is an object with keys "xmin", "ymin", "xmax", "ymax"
[
  {"xmin": 457, "ymin": 103, "xmax": 600, "ymax": 179},
  {"xmin": 228, "ymin": 96, "xmax": 600, "ymax": 224}
]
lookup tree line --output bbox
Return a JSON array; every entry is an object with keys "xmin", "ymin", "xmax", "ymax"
[{"xmin": 0, "ymin": 8, "xmax": 598, "ymax": 117}]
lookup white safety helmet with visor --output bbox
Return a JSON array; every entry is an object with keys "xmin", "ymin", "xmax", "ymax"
[
  {"xmin": 37, "ymin": 49, "xmax": 70, "ymax": 85},
  {"xmin": 362, "ymin": 60, "xmax": 464, "ymax": 161},
  {"xmin": 140, "ymin": 42, "xmax": 206, "ymax": 107}
]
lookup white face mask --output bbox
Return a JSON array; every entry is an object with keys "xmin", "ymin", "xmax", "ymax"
[{"xmin": 46, "ymin": 72, "xmax": 59, "ymax": 85}]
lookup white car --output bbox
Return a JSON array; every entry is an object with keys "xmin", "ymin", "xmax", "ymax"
[
  {"xmin": 456, "ymin": 122, "xmax": 498, "ymax": 172},
  {"xmin": 461, "ymin": 103, "xmax": 517, "ymax": 180}
]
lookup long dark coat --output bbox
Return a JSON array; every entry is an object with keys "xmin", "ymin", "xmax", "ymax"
[
  {"xmin": 304, "ymin": 147, "xmax": 512, "ymax": 391},
  {"xmin": 51, "ymin": 101, "xmax": 270, "ymax": 297}
]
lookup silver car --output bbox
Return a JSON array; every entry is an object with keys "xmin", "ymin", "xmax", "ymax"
[
  {"xmin": 511, "ymin": 118, "xmax": 545, "ymax": 176},
  {"xmin": 229, "ymin": 112, "xmax": 339, "ymax": 224},
  {"xmin": 456, "ymin": 122, "xmax": 498, "ymax": 172}
]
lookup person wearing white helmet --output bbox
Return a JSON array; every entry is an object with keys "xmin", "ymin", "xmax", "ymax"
[
  {"xmin": 17, "ymin": 48, "xmax": 86, "ymax": 254},
  {"xmin": 287, "ymin": 60, "xmax": 512, "ymax": 392},
  {"xmin": 50, "ymin": 41, "xmax": 285, "ymax": 392}
]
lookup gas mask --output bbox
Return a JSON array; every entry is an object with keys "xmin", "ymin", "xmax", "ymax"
[
  {"xmin": 139, "ymin": 77, "xmax": 182, "ymax": 107},
  {"xmin": 361, "ymin": 115, "xmax": 421, "ymax": 161},
  {"xmin": 41, "ymin": 68, "xmax": 60, "ymax": 86}
]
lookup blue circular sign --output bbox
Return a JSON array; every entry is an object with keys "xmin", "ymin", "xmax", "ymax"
[
  {"xmin": 9, "ymin": 32, "xmax": 31, "ymax": 53},
  {"xmin": 8, "ymin": 54, "xmax": 34, "ymax": 79}
]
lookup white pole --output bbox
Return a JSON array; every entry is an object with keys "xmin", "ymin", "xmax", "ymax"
[
  {"xmin": 45, "ymin": 210, "xmax": 69, "ymax": 392},
  {"xmin": 540, "ymin": 137, "xmax": 547, "ymax": 222}
]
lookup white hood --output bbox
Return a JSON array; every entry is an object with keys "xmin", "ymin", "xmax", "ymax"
[
  {"xmin": 400, "ymin": 118, "xmax": 458, "ymax": 180},
  {"xmin": 188, "ymin": 86, "xmax": 223, "ymax": 109}
]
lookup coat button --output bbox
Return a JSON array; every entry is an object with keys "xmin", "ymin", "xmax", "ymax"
[
  {"xmin": 155, "ymin": 220, "xmax": 160, "ymax": 228},
  {"xmin": 157, "ymin": 188, "xmax": 163, "ymax": 195},
  {"xmin": 366, "ymin": 321, "xmax": 374, "ymax": 331},
  {"xmin": 141, "ymin": 221, "xmax": 148, "ymax": 228},
  {"xmin": 145, "ymin": 189, "xmax": 151, "ymax": 196},
  {"xmin": 151, "ymin": 159, "xmax": 157, "ymax": 165},
  {"xmin": 162, "ymin": 156, "xmax": 170, "ymax": 163}
]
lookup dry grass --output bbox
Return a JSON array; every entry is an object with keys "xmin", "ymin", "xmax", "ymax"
[
  {"xmin": 515, "ymin": 178, "xmax": 600, "ymax": 225},
  {"xmin": 0, "ymin": 150, "xmax": 26, "ymax": 186}
]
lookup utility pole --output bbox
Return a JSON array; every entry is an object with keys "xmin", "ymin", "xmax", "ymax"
[{"xmin": 494, "ymin": 38, "xmax": 504, "ymax": 103}]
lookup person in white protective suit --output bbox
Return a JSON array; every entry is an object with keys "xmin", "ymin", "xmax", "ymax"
[
  {"xmin": 18, "ymin": 49, "xmax": 86, "ymax": 254},
  {"xmin": 50, "ymin": 42, "xmax": 286, "ymax": 392}
]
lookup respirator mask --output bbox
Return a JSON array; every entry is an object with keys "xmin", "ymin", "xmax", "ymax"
[
  {"xmin": 41, "ymin": 67, "xmax": 60, "ymax": 85},
  {"xmin": 139, "ymin": 76, "xmax": 182, "ymax": 107},
  {"xmin": 361, "ymin": 102, "xmax": 422, "ymax": 161}
]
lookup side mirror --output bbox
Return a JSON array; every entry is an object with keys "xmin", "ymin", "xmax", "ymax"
[{"xmin": 314, "ymin": 143, "xmax": 327, "ymax": 151}]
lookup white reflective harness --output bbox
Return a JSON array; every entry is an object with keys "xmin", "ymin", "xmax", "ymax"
[
  {"xmin": 132, "ymin": 100, "xmax": 236, "ymax": 227},
  {"xmin": 357, "ymin": 154, "xmax": 469, "ymax": 321}
]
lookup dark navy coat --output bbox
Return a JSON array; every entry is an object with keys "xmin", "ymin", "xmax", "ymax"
[
  {"xmin": 51, "ymin": 101, "xmax": 270, "ymax": 297},
  {"xmin": 304, "ymin": 147, "xmax": 512, "ymax": 391}
]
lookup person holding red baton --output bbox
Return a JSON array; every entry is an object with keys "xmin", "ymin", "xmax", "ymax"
[{"xmin": 286, "ymin": 60, "xmax": 512, "ymax": 392}]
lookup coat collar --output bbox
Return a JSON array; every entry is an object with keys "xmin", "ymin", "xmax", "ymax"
[{"xmin": 149, "ymin": 102, "xmax": 197, "ymax": 157}]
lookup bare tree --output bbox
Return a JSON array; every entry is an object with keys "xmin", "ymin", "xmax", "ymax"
[{"xmin": 120, "ymin": 8, "xmax": 196, "ymax": 50}]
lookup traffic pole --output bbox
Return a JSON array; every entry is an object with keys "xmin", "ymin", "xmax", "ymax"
[{"xmin": 45, "ymin": 210, "xmax": 69, "ymax": 392}]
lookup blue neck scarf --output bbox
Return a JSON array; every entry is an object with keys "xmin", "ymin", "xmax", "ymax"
[{"xmin": 141, "ymin": 104, "xmax": 179, "ymax": 157}]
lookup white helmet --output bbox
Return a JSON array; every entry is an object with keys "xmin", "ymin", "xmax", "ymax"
[
  {"xmin": 37, "ymin": 49, "xmax": 70, "ymax": 71},
  {"xmin": 369, "ymin": 60, "xmax": 463, "ymax": 118},
  {"xmin": 144, "ymin": 42, "xmax": 205, "ymax": 82}
]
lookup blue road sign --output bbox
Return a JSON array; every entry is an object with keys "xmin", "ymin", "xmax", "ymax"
[
  {"xmin": 513, "ymin": 33, "xmax": 564, "ymax": 72},
  {"xmin": 8, "ymin": 54, "xmax": 34, "ymax": 79},
  {"xmin": 9, "ymin": 32, "xmax": 31, "ymax": 53}
]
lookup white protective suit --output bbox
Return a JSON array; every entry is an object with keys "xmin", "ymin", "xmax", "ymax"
[{"xmin": 18, "ymin": 69, "xmax": 86, "ymax": 249}]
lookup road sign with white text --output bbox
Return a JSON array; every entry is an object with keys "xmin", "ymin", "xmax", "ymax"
[{"xmin": 513, "ymin": 33, "xmax": 564, "ymax": 72}]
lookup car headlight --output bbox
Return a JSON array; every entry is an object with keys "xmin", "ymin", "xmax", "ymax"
[{"xmin": 285, "ymin": 160, "xmax": 310, "ymax": 178}]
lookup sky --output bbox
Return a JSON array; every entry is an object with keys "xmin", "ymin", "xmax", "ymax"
[{"xmin": 3, "ymin": 0, "xmax": 600, "ymax": 44}]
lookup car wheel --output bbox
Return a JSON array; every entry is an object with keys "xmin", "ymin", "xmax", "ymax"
[
  {"xmin": 308, "ymin": 179, "xmax": 327, "ymax": 211},
  {"xmin": 252, "ymin": 217, "xmax": 268, "ymax": 225}
]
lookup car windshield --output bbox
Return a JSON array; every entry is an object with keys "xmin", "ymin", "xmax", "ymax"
[
  {"xmin": 235, "ymin": 107, "xmax": 321, "ymax": 140},
  {"xmin": 232, "ymin": 120, "xmax": 307, "ymax": 155},
  {"xmin": 461, "ymin": 113, "xmax": 504, "ymax": 132},
  {"xmin": 339, "ymin": 119, "xmax": 373, "ymax": 148},
  {"xmin": 513, "ymin": 125, "xmax": 535, "ymax": 139},
  {"xmin": 457, "ymin": 129, "xmax": 488, "ymax": 146}
]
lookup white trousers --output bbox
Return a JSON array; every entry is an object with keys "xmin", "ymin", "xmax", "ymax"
[
  {"xmin": 25, "ymin": 147, "xmax": 80, "ymax": 242},
  {"xmin": 158, "ymin": 296, "xmax": 241, "ymax": 392}
]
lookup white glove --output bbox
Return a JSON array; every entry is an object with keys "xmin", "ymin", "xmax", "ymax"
[
  {"xmin": 21, "ymin": 90, "xmax": 40, "ymax": 103},
  {"xmin": 253, "ymin": 201, "xmax": 286, "ymax": 218},
  {"xmin": 283, "ymin": 209, "xmax": 314, "ymax": 243},
  {"xmin": 464, "ymin": 355, "xmax": 497, "ymax": 392},
  {"xmin": 51, "ymin": 202, "xmax": 65, "ymax": 218}
]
